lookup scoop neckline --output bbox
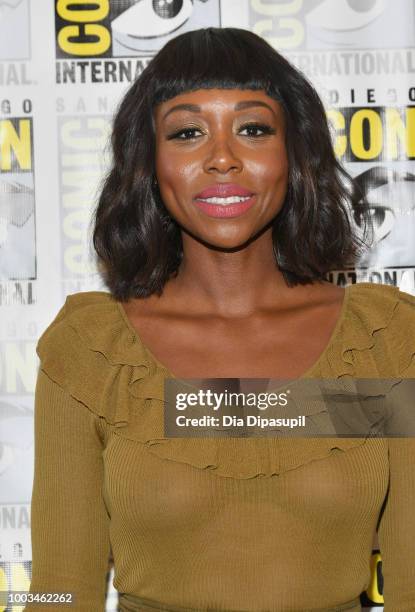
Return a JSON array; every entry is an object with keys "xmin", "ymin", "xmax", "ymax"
[{"xmin": 116, "ymin": 284, "xmax": 353, "ymax": 386}]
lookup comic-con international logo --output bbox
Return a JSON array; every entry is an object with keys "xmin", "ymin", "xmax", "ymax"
[{"xmin": 55, "ymin": 0, "xmax": 220, "ymax": 58}]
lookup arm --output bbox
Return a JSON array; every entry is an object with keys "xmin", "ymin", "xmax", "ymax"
[
  {"xmin": 377, "ymin": 438, "xmax": 415, "ymax": 611},
  {"xmin": 24, "ymin": 370, "xmax": 111, "ymax": 611}
]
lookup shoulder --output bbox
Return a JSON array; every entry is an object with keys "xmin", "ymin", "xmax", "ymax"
[
  {"xmin": 36, "ymin": 291, "xmax": 148, "ymax": 417},
  {"xmin": 346, "ymin": 280, "xmax": 412, "ymax": 302},
  {"xmin": 343, "ymin": 282, "xmax": 415, "ymax": 376},
  {"xmin": 346, "ymin": 281, "xmax": 415, "ymax": 325},
  {"xmin": 37, "ymin": 291, "xmax": 117, "ymax": 363},
  {"xmin": 38, "ymin": 290, "xmax": 115, "ymax": 337}
]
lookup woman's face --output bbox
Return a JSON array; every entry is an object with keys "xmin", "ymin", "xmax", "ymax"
[{"xmin": 153, "ymin": 88, "xmax": 289, "ymax": 249}]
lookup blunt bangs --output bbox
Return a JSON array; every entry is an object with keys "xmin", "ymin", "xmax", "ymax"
[{"xmin": 147, "ymin": 28, "xmax": 284, "ymax": 108}]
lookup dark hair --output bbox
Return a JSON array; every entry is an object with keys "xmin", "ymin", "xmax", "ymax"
[{"xmin": 93, "ymin": 27, "xmax": 371, "ymax": 301}]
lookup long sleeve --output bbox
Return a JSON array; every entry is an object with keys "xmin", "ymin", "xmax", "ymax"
[
  {"xmin": 377, "ymin": 438, "xmax": 415, "ymax": 611},
  {"xmin": 24, "ymin": 369, "xmax": 111, "ymax": 612}
]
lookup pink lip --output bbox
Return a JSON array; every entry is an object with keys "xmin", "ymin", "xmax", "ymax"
[
  {"xmin": 193, "ymin": 196, "xmax": 256, "ymax": 218},
  {"xmin": 194, "ymin": 183, "xmax": 254, "ymax": 199}
]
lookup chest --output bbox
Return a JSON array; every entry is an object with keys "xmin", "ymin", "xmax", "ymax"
[
  {"xmin": 125, "ymin": 304, "xmax": 343, "ymax": 379},
  {"xmin": 103, "ymin": 434, "xmax": 389, "ymax": 534}
]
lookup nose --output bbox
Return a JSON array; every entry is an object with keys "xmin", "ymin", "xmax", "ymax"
[{"xmin": 203, "ymin": 134, "xmax": 243, "ymax": 175}]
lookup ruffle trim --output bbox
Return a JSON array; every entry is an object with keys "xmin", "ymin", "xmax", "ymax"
[
  {"xmin": 114, "ymin": 433, "xmax": 371, "ymax": 480},
  {"xmin": 324, "ymin": 283, "xmax": 402, "ymax": 377},
  {"xmin": 36, "ymin": 285, "xmax": 415, "ymax": 479}
]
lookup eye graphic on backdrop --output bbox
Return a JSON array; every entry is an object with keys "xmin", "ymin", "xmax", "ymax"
[
  {"xmin": 352, "ymin": 166, "xmax": 415, "ymax": 268},
  {"xmin": 0, "ymin": 402, "xmax": 33, "ymax": 502},
  {"xmin": 365, "ymin": 204, "xmax": 395, "ymax": 243},
  {"xmin": 305, "ymin": 0, "xmax": 387, "ymax": 48},
  {"xmin": 153, "ymin": 0, "xmax": 188, "ymax": 20},
  {"xmin": 0, "ymin": 180, "xmax": 34, "ymax": 238},
  {"xmin": 0, "ymin": 180, "xmax": 35, "ymax": 280},
  {"xmin": 111, "ymin": 0, "xmax": 209, "ymax": 52},
  {"xmin": 307, "ymin": 0, "xmax": 386, "ymax": 31},
  {"xmin": 111, "ymin": 0, "xmax": 214, "ymax": 57}
]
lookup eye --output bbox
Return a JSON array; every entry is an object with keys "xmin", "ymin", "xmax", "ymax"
[
  {"xmin": 153, "ymin": 0, "xmax": 184, "ymax": 19},
  {"xmin": 167, "ymin": 127, "xmax": 203, "ymax": 141},
  {"xmin": 360, "ymin": 204, "xmax": 395, "ymax": 243},
  {"xmin": 239, "ymin": 123, "xmax": 276, "ymax": 138},
  {"xmin": 368, "ymin": 205, "xmax": 394, "ymax": 228}
]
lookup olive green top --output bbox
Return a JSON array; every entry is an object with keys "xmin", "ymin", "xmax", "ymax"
[{"xmin": 25, "ymin": 283, "xmax": 415, "ymax": 611}]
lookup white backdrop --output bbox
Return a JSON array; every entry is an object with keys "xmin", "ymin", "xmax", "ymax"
[{"xmin": 1, "ymin": 1, "xmax": 415, "ymax": 610}]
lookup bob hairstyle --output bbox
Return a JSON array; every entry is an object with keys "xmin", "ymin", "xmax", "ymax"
[{"xmin": 93, "ymin": 27, "xmax": 370, "ymax": 301}]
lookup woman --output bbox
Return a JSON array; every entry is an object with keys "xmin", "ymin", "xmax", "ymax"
[{"xmin": 26, "ymin": 28, "xmax": 415, "ymax": 612}]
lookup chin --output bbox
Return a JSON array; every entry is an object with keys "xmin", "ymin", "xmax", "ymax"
[{"xmin": 195, "ymin": 230, "xmax": 258, "ymax": 251}]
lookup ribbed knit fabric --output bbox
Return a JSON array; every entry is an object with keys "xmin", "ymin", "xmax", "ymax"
[{"xmin": 24, "ymin": 283, "xmax": 415, "ymax": 612}]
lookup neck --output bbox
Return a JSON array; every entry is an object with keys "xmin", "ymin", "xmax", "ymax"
[{"xmin": 163, "ymin": 228, "xmax": 293, "ymax": 318}]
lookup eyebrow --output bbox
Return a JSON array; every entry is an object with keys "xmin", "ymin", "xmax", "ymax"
[{"xmin": 162, "ymin": 100, "xmax": 276, "ymax": 120}]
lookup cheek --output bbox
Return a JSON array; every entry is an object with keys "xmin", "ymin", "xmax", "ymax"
[
  {"xmin": 155, "ymin": 147, "xmax": 174, "ymax": 187},
  {"xmin": 156, "ymin": 150, "xmax": 199, "ymax": 197},
  {"xmin": 249, "ymin": 147, "xmax": 289, "ymax": 191}
]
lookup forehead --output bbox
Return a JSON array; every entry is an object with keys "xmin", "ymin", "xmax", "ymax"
[{"xmin": 154, "ymin": 88, "xmax": 284, "ymax": 122}]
